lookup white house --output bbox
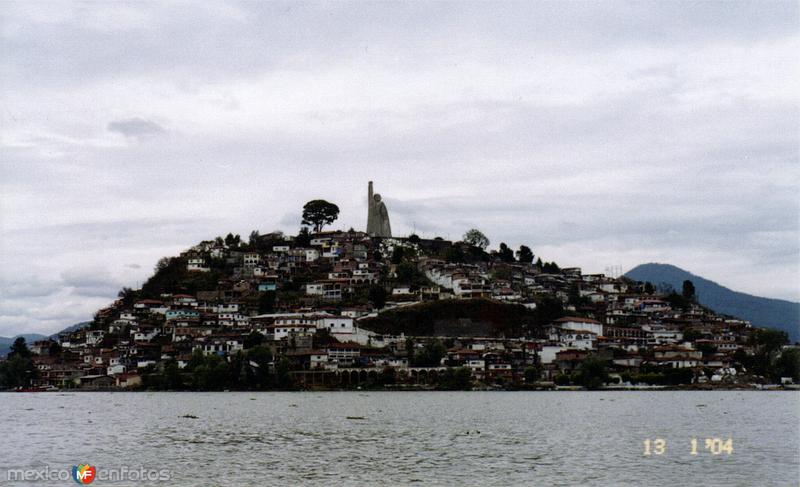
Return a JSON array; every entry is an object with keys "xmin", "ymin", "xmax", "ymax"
[
  {"xmin": 187, "ymin": 258, "xmax": 210, "ymax": 272},
  {"xmin": 555, "ymin": 316, "xmax": 603, "ymax": 336}
]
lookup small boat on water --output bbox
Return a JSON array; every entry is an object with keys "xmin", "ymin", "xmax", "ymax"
[{"xmin": 15, "ymin": 385, "xmax": 59, "ymax": 392}]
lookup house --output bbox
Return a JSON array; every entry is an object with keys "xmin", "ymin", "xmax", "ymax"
[
  {"xmin": 555, "ymin": 316, "xmax": 603, "ymax": 336},
  {"xmin": 79, "ymin": 374, "xmax": 116, "ymax": 390},
  {"xmin": 115, "ymin": 373, "xmax": 142, "ymax": 388},
  {"xmin": 327, "ymin": 342, "xmax": 361, "ymax": 367},
  {"xmin": 187, "ymin": 258, "xmax": 210, "ymax": 272}
]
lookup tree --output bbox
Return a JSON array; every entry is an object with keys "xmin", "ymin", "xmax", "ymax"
[
  {"xmin": 224, "ymin": 233, "xmax": 241, "ymax": 247},
  {"xmin": 1, "ymin": 338, "xmax": 37, "ymax": 389},
  {"xmin": 414, "ymin": 339, "xmax": 446, "ymax": 367},
  {"xmin": 774, "ymin": 348, "xmax": 800, "ymax": 382},
  {"xmin": 445, "ymin": 245, "xmax": 465, "ymax": 263},
  {"xmin": 408, "ymin": 234, "xmax": 421, "ymax": 243},
  {"xmin": 751, "ymin": 328, "xmax": 789, "ymax": 354},
  {"xmin": 248, "ymin": 230, "xmax": 261, "ymax": 246},
  {"xmin": 497, "ymin": 243, "xmax": 515, "ymax": 263},
  {"xmin": 682, "ymin": 328, "xmax": 702, "ymax": 342},
  {"xmin": 117, "ymin": 287, "xmax": 136, "ymax": 307},
  {"xmin": 463, "ymin": 229, "xmax": 489, "ymax": 249},
  {"xmin": 155, "ymin": 256, "xmax": 172, "ymax": 273},
  {"xmin": 244, "ymin": 331, "xmax": 266, "ymax": 349},
  {"xmin": 664, "ymin": 291, "xmax": 690, "ymax": 311},
  {"xmin": 368, "ymin": 285, "xmax": 387, "ymax": 310},
  {"xmin": 573, "ymin": 357, "xmax": 609, "ymax": 390},
  {"xmin": 439, "ymin": 367, "xmax": 472, "ymax": 390},
  {"xmin": 682, "ymin": 280, "xmax": 696, "ymax": 301},
  {"xmin": 391, "ymin": 246, "xmax": 405, "ymax": 264},
  {"xmin": 295, "ymin": 226, "xmax": 311, "ymax": 246},
  {"xmin": 302, "ymin": 200, "xmax": 340, "ymax": 232},
  {"xmin": 9, "ymin": 337, "xmax": 31, "ymax": 358},
  {"xmin": 395, "ymin": 263, "xmax": 415, "ymax": 284},
  {"xmin": 524, "ymin": 366, "xmax": 541, "ymax": 383},
  {"xmin": 541, "ymin": 261, "xmax": 560, "ymax": 274},
  {"xmin": 517, "ymin": 245, "xmax": 534, "ymax": 264},
  {"xmin": 644, "ymin": 281, "xmax": 655, "ymax": 294},
  {"xmin": 258, "ymin": 291, "xmax": 276, "ymax": 314}
]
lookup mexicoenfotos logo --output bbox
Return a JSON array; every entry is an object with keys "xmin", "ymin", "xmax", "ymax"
[{"xmin": 72, "ymin": 464, "xmax": 96, "ymax": 484}]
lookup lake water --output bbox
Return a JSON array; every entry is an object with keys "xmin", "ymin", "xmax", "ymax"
[{"xmin": 1, "ymin": 391, "xmax": 798, "ymax": 486}]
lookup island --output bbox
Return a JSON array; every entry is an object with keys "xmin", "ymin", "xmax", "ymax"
[{"xmin": 1, "ymin": 185, "xmax": 798, "ymax": 391}]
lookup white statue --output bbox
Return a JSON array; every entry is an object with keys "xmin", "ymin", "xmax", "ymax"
[{"xmin": 367, "ymin": 181, "xmax": 392, "ymax": 237}]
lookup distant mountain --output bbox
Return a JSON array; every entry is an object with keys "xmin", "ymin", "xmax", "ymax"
[
  {"xmin": 0, "ymin": 333, "xmax": 47, "ymax": 357},
  {"xmin": 52, "ymin": 321, "xmax": 91, "ymax": 337},
  {"xmin": 625, "ymin": 263, "xmax": 800, "ymax": 342},
  {"xmin": 0, "ymin": 321, "xmax": 90, "ymax": 357}
]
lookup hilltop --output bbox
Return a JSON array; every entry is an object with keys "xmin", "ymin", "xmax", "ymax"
[{"xmin": 625, "ymin": 263, "xmax": 799, "ymax": 342}]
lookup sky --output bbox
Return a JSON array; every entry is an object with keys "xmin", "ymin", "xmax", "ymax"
[{"xmin": 1, "ymin": 1, "xmax": 798, "ymax": 336}]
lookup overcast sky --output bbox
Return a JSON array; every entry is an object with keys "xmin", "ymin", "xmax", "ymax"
[{"xmin": 1, "ymin": 1, "xmax": 798, "ymax": 336}]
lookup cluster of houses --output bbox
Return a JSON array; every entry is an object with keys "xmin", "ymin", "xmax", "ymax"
[{"xmin": 14, "ymin": 230, "xmax": 787, "ymax": 390}]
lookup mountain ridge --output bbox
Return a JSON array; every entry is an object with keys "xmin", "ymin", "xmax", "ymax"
[
  {"xmin": 625, "ymin": 263, "xmax": 799, "ymax": 341},
  {"xmin": 0, "ymin": 321, "xmax": 90, "ymax": 357}
]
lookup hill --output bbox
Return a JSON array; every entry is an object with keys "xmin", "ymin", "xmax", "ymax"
[{"xmin": 625, "ymin": 263, "xmax": 799, "ymax": 342}]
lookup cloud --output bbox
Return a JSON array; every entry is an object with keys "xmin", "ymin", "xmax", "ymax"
[
  {"xmin": 107, "ymin": 117, "xmax": 165, "ymax": 139},
  {"xmin": 0, "ymin": 1, "xmax": 797, "ymax": 335}
]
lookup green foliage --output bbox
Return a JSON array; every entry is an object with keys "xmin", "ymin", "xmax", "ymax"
[
  {"xmin": 664, "ymin": 291, "xmax": 690, "ymax": 311},
  {"xmin": 463, "ymin": 229, "xmax": 489, "ymax": 250},
  {"xmin": 258, "ymin": 291, "xmax": 276, "ymax": 314},
  {"xmin": 644, "ymin": 281, "xmax": 655, "ymax": 294},
  {"xmin": 295, "ymin": 226, "xmax": 311, "ymax": 246},
  {"xmin": 750, "ymin": 328, "xmax": 789, "ymax": 354},
  {"xmin": 117, "ymin": 287, "xmax": 137, "ymax": 307},
  {"xmin": 554, "ymin": 374, "xmax": 571, "ymax": 386},
  {"xmin": 224, "ymin": 233, "xmax": 241, "ymax": 247},
  {"xmin": 541, "ymin": 261, "xmax": 560, "ymax": 274},
  {"xmin": 444, "ymin": 245, "xmax": 465, "ymax": 263},
  {"xmin": 497, "ymin": 243, "xmax": 515, "ymax": 263},
  {"xmin": 524, "ymin": 366, "xmax": 541, "ymax": 383},
  {"xmin": 141, "ymin": 256, "xmax": 221, "ymax": 298},
  {"xmin": 407, "ymin": 234, "xmax": 421, "ymax": 243},
  {"xmin": 663, "ymin": 367, "xmax": 694, "ymax": 385},
  {"xmin": 302, "ymin": 199, "xmax": 340, "ymax": 232},
  {"xmin": 773, "ymin": 348, "xmax": 800, "ymax": 382},
  {"xmin": 244, "ymin": 331, "xmax": 266, "ymax": 349},
  {"xmin": 517, "ymin": 245, "xmax": 534, "ymax": 264},
  {"xmin": 682, "ymin": 328, "xmax": 703, "ymax": 342},
  {"xmin": 9, "ymin": 337, "xmax": 31, "ymax": 358},
  {"xmin": 391, "ymin": 246, "xmax": 405, "ymax": 265},
  {"xmin": 395, "ymin": 263, "xmax": 415, "ymax": 285},
  {"xmin": 438, "ymin": 367, "xmax": 472, "ymax": 390},
  {"xmin": 368, "ymin": 285, "xmax": 387, "ymax": 310},
  {"xmin": 413, "ymin": 339, "xmax": 446, "ymax": 367},
  {"xmin": 0, "ymin": 354, "xmax": 38, "ymax": 389},
  {"xmin": 696, "ymin": 343, "xmax": 718, "ymax": 356},
  {"xmin": 572, "ymin": 357, "xmax": 609, "ymax": 389},
  {"xmin": 682, "ymin": 279, "xmax": 696, "ymax": 301},
  {"xmin": 274, "ymin": 357, "xmax": 294, "ymax": 390},
  {"xmin": 568, "ymin": 284, "xmax": 591, "ymax": 308}
]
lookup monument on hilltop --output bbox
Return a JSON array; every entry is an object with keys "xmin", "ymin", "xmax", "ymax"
[{"xmin": 366, "ymin": 181, "xmax": 392, "ymax": 238}]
